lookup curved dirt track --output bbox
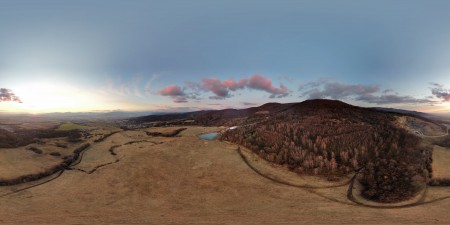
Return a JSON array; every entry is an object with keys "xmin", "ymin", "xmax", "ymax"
[
  {"xmin": 0, "ymin": 170, "xmax": 65, "ymax": 198},
  {"xmin": 237, "ymin": 145, "xmax": 450, "ymax": 209},
  {"xmin": 1, "ymin": 126, "xmax": 450, "ymax": 225}
]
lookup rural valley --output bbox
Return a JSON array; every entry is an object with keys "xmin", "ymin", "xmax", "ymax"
[
  {"xmin": 2, "ymin": 1, "xmax": 450, "ymax": 224},
  {"xmin": 1, "ymin": 100, "xmax": 450, "ymax": 224}
]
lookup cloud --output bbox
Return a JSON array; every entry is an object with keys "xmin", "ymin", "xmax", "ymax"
[
  {"xmin": 159, "ymin": 85, "xmax": 189, "ymax": 103},
  {"xmin": 430, "ymin": 83, "xmax": 450, "ymax": 102},
  {"xmin": 201, "ymin": 78, "xmax": 231, "ymax": 98},
  {"xmin": 299, "ymin": 80, "xmax": 434, "ymax": 105},
  {"xmin": 0, "ymin": 88, "xmax": 22, "ymax": 103},
  {"xmin": 169, "ymin": 97, "xmax": 187, "ymax": 103},
  {"xmin": 200, "ymin": 78, "xmax": 249, "ymax": 98},
  {"xmin": 223, "ymin": 78, "xmax": 248, "ymax": 91},
  {"xmin": 143, "ymin": 74, "xmax": 159, "ymax": 94},
  {"xmin": 300, "ymin": 81, "xmax": 379, "ymax": 99},
  {"xmin": 159, "ymin": 74, "xmax": 290, "ymax": 102},
  {"xmin": 242, "ymin": 102, "xmax": 258, "ymax": 106},
  {"xmin": 382, "ymin": 89, "xmax": 396, "ymax": 94},
  {"xmin": 198, "ymin": 74, "xmax": 289, "ymax": 99},
  {"xmin": 184, "ymin": 81, "xmax": 203, "ymax": 92},
  {"xmin": 247, "ymin": 74, "xmax": 289, "ymax": 98},
  {"xmin": 356, "ymin": 94, "xmax": 434, "ymax": 104},
  {"xmin": 102, "ymin": 74, "xmax": 159, "ymax": 99},
  {"xmin": 209, "ymin": 95, "xmax": 226, "ymax": 100},
  {"xmin": 159, "ymin": 85, "xmax": 185, "ymax": 96}
]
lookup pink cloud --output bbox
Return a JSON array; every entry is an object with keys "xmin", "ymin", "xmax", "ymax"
[
  {"xmin": 201, "ymin": 78, "xmax": 230, "ymax": 98},
  {"xmin": 248, "ymin": 74, "xmax": 289, "ymax": 98},
  {"xmin": 159, "ymin": 85, "xmax": 187, "ymax": 103},
  {"xmin": 159, "ymin": 85, "xmax": 185, "ymax": 96},
  {"xmin": 200, "ymin": 75, "xmax": 288, "ymax": 99},
  {"xmin": 223, "ymin": 78, "xmax": 248, "ymax": 91},
  {"xmin": 201, "ymin": 77, "xmax": 249, "ymax": 98},
  {"xmin": 159, "ymin": 74, "xmax": 290, "ymax": 102}
]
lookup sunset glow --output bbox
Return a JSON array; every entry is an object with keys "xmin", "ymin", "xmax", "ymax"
[
  {"xmin": 2, "ymin": 2, "xmax": 450, "ymax": 224},
  {"xmin": 0, "ymin": 1, "xmax": 449, "ymax": 114},
  {"xmin": 5, "ymin": 82, "xmax": 94, "ymax": 112}
]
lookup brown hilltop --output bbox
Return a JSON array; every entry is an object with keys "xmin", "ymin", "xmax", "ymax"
[{"xmin": 294, "ymin": 99, "xmax": 356, "ymax": 108}]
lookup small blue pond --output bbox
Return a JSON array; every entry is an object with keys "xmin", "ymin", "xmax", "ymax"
[{"xmin": 199, "ymin": 132, "xmax": 219, "ymax": 140}]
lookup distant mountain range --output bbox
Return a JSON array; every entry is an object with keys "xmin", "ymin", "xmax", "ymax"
[
  {"xmin": 370, "ymin": 107, "xmax": 430, "ymax": 117},
  {"xmin": 0, "ymin": 110, "xmax": 156, "ymax": 121},
  {"xmin": 130, "ymin": 99, "xmax": 432, "ymax": 126}
]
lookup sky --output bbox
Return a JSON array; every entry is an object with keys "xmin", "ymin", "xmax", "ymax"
[{"xmin": 1, "ymin": 0, "xmax": 450, "ymax": 114}]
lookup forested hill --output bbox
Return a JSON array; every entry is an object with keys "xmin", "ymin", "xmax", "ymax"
[
  {"xmin": 131, "ymin": 99, "xmax": 436, "ymax": 203},
  {"xmin": 219, "ymin": 99, "xmax": 433, "ymax": 203}
]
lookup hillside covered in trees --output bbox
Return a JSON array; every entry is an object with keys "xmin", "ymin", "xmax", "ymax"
[{"xmin": 218, "ymin": 100, "xmax": 433, "ymax": 203}]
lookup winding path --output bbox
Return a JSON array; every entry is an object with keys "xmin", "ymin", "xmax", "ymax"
[
  {"xmin": 235, "ymin": 145, "xmax": 450, "ymax": 209},
  {"xmin": 0, "ymin": 129, "xmax": 167, "ymax": 198}
]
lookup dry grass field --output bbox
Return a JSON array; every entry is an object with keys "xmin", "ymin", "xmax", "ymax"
[
  {"xmin": 1, "ymin": 126, "xmax": 450, "ymax": 224},
  {"xmin": 0, "ymin": 148, "xmax": 62, "ymax": 180},
  {"xmin": 432, "ymin": 145, "xmax": 450, "ymax": 179}
]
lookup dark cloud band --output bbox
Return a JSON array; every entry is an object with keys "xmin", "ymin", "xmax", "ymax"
[
  {"xmin": 0, "ymin": 88, "xmax": 22, "ymax": 103},
  {"xmin": 299, "ymin": 80, "xmax": 434, "ymax": 105},
  {"xmin": 430, "ymin": 83, "xmax": 450, "ymax": 102}
]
